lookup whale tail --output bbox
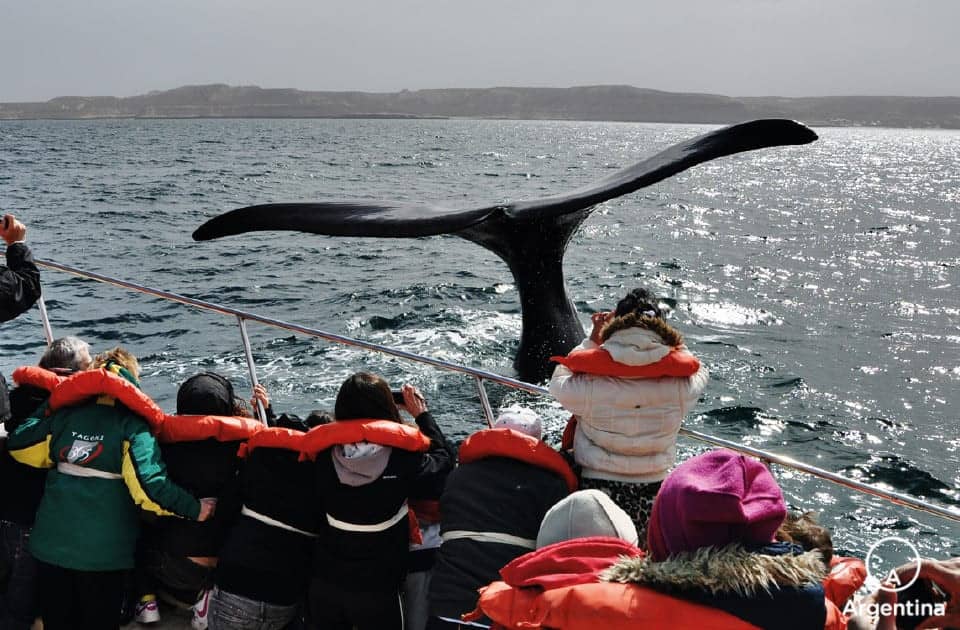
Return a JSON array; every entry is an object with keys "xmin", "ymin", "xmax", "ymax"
[{"xmin": 193, "ymin": 119, "xmax": 817, "ymax": 381}]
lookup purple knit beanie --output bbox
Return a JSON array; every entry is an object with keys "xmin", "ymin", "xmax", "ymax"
[{"xmin": 647, "ymin": 449, "xmax": 787, "ymax": 561}]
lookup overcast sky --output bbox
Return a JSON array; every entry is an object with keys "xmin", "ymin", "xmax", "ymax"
[{"xmin": 2, "ymin": 0, "xmax": 958, "ymax": 102}]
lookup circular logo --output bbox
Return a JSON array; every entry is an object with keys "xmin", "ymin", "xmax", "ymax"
[{"xmin": 863, "ymin": 536, "xmax": 922, "ymax": 593}]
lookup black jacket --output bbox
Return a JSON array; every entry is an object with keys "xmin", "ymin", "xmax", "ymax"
[
  {"xmin": 0, "ymin": 243, "xmax": 41, "ymax": 323},
  {"xmin": 429, "ymin": 456, "xmax": 570, "ymax": 619},
  {"xmin": 313, "ymin": 412, "xmax": 455, "ymax": 590},
  {"xmin": 146, "ymin": 438, "xmax": 243, "ymax": 557},
  {"xmin": 0, "ymin": 383, "xmax": 53, "ymax": 525},
  {"xmin": 216, "ymin": 444, "xmax": 322, "ymax": 606}
]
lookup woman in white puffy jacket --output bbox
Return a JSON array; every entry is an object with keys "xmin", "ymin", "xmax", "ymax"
[{"xmin": 549, "ymin": 288, "xmax": 708, "ymax": 544}]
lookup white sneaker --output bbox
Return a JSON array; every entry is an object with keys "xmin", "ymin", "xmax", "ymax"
[
  {"xmin": 135, "ymin": 596, "xmax": 161, "ymax": 624},
  {"xmin": 190, "ymin": 589, "xmax": 212, "ymax": 630}
]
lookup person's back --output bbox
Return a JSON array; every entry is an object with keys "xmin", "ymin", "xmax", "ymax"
[
  {"xmin": 308, "ymin": 373, "xmax": 455, "ymax": 630},
  {"xmin": 135, "ymin": 372, "xmax": 259, "ymax": 625},
  {"xmin": 6, "ymin": 350, "xmax": 206, "ymax": 630},
  {"xmin": 429, "ymin": 409, "xmax": 573, "ymax": 627},
  {"xmin": 549, "ymin": 287, "xmax": 708, "ymax": 542},
  {"xmin": 211, "ymin": 414, "xmax": 325, "ymax": 629},
  {"xmin": 0, "ymin": 337, "xmax": 92, "ymax": 630}
]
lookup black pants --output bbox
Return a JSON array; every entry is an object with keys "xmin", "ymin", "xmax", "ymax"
[
  {"xmin": 307, "ymin": 578, "xmax": 404, "ymax": 630},
  {"xmin": 37, "ymin": 561, "xmax": 124, "ymax": 630}
]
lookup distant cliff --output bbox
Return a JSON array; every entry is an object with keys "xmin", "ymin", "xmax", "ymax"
[{"xmin": 1, "ymin": 84, "xmax": 958, "ymax": 129}]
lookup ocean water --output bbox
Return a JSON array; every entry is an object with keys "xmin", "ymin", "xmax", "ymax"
[{"xmin": 1, "ymin": 118, "xmax": 957, "ymax": 558}]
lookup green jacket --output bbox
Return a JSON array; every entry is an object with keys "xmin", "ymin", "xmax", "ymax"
[{"xmin": 7, "ymin": 367, "xmax": 200, "ymax": 571}]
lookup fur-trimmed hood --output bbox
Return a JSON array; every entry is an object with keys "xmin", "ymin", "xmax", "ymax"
[{"xmin": 601, "ymin": 544, "xmax": 828, "ymax": 597}]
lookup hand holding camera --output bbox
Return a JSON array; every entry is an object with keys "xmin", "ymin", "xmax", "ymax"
[
  {"xmin": 0, "ymin": 214, "xmax": 26, "ymax": 246},
  {"xmin": 394, "ymin": 383, "xmax": 428, "ymax": 418}
]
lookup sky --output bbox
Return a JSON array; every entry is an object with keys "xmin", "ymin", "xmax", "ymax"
[{"xmin": 1, "ymin": 0, "xmax": 958, "ymax": 102}]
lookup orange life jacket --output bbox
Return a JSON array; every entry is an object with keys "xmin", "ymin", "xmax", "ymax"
[
  {"xmin": 550, "ymin": 346, "xmax": 701, "ymax": 378},
  {"xmin": 12, "ymin": 365, "xmax": 65, "ymax": 392},
  {"xmin": 300, "ymin": 418, "xmax": 431, "ymax": 544},
  {"xmin": 459, "ymin": 428, "xmax": 578, "ymax": 492},
  {"xmin": 47, "ymin": 369, "xmax": 166, "ymax": 433},
  {"xmin": 824, "ymin": 556, "xmax": 866, "ymax": 608},
  {"xmin": 156, "ymin": 414, "xmax": 263, "ymax": 444},
  {"xmin": 298, "ymin": 418, "xmax": 431, "ymax": 460},
  {"xmin": 237, "ymin": 426, "xmax": 309, "ymax": 458},
  {"xmin": 476, "ymin": 580, "xmax": 849, "ymax": 630},
  {"xmin": 472, "ymin": 537, "xmax": 849, "ymax": 630},
  {"xmin": 474, "ymin": 580, "xmax": 760, "ymax": 629}
]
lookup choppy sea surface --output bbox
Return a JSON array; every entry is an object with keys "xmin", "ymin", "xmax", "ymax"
[{"xmin": 1, "ymin": 118, "xmax": 957, "ymax": 559}]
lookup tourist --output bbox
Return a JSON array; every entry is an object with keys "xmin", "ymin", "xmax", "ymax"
[
  {"xmin": 426, "ymin": 406, "xmax": 575, "ymax": 629},
  {"xmin": 208, "ymin": 412, "xmax": 327, "ymax": 630},
  {"xmin": 6, "ymin": 346, "xmax": 213, "ymax": 630},
  {"xmin": 306, "ymin": 372, "xmax": 455, "ymax": 630},
  {"xmin": 549, "ymin": 287, "xmax": 708, "ymax": 543},
  {"xmin": 135, "ymin": 372, "xmax": 262, "ymax": 627},
  {"xmin": 472, "ymin": 452, "xmax": 846, "ymax": 629},
  {"xmin": 0, "ymin": 337, "xmax": 92, "ymax": 629}
]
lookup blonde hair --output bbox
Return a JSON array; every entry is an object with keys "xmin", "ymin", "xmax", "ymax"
[{"xmin": 94, "ymin": 346, "xmax": 141, "ymax": 380}]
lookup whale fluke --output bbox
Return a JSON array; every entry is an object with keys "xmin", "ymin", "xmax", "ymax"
[{"xmin": 194, "ymin": 119, "xmax": 817, "ymax": 382}]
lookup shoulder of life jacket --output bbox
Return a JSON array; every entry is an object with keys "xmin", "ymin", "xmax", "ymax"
[
  {"xmin": 473, "ymin": 580, "xmax": 761, "ymax": 630},
  {"xmin": 550, "ymin": 346, "xmax": 701, "ymax": 378},
  {"xmin": 459, "ymin": 428, "xmax": 578, "ymax": 492},
  {"xmin": 12, "ymin": 365, "xmax": 65, "ymax": 392},
  {"xmin": 47, "ymin": 369, "xmax": 165, "ymax": 433},
  {"xmin": 237, "ymin": 426, "xmax": 308, "ymax": 458},
  {"xmin": 298, "ymin": 418, "xmax": 430, "ymax": 460},
  {"xmin": 823, "ymin": 556, "xmax": 867, "ymax": 608},
  {"xmin": 156, "ymin": 414, "xmax": 263, "ymax": 444}
]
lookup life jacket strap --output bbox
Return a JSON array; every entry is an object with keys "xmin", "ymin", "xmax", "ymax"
[
  {"xmin": 441, "ymin": 530, "xmax": 536, "ymax": 549},
  {"xmin": 56, "ymin": 462, "xmax": 122, "ymax": 480},
  {"xmin": 240, "ymin": 505, "xmax": 318, "ymax": 538},
  {"xmin": 326, "ymin": 501, "xmax": 409, "ymax": 533},
  {"xmin": 436, "ymin": 616, "xmax": 490, "ymax": 628}
]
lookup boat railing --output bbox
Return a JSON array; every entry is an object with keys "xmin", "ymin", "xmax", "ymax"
[{"xmin": 33, "ymin": 258, "xmax": 960, "ymax": 524}]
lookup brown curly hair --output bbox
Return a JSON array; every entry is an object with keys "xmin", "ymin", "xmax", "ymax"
[{"xmin": 600, "ymin": 312, "xmax": 684, "ymax": 347}]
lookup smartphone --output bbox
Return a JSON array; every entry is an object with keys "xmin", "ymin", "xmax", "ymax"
[
  {"xmin": 392, "ymin": 390, "xmax": 405, "ymax": 405},
  {"xmin": 2, "ymin": 216, "xmax": 8, "ymax": 230}
]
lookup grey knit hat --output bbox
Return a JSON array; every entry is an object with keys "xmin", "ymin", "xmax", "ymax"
[
  {"xmin": 494, "ymin": 405, "xmax": 542, "ymax": 440},
  {"xmin": 536, "ymin": 489, "xmax": 639, "ymax": 548}
]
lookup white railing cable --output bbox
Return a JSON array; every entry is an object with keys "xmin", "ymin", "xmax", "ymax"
[
  {"xmin": 33, "ymin": 259, "xmax": 960, "ymax": 524},
  {"xmin": 475, "ymin": 376, "xmax": 495, "ymax": 428},
  {"xmin": 237, "ymin": 316, "xmax": 267, "ymax": 424}
]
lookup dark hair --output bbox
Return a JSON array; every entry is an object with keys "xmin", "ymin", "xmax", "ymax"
[
  {"xmin": 334, "ymin": 372, "xmax": 400, "ymax": 422},
  {"xmin": 613, "ymin": 288, "xmax": 663, "ymax": 319},
  {"xmin": 273, "ymin": 411, "xmax": 331, "ymax": 432},
  {"xmin": 176, "ymin": 372, "xmax": 237, "ymax": 416},
  {"xmin": 305, "ymin": 410, "xmax": 334, "ymax": 428},
  {"xmin": 776, "ymin": 511, "xmax": 833, "ymax": 565}
]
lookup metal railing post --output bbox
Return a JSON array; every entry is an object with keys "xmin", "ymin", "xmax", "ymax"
[
  {"xmin": 37, "ymin": 295, "xmax": 54, "ymax": 346},
  {"xmin": 237, "ymin": 316, "xmax": 267, "ymax": 424},
  {"xmin": 474, "ymin": 377, "xmax": 495, "ymax": 428}
]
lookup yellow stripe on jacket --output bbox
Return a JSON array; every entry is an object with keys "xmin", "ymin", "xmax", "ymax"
[
  {"xmin": 121, "ymin": 440, "xmax": 177, "ymax": 517},
  {"xmin": 8, "ymin": 435, "xmax": 54, "ymax": 469}
]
